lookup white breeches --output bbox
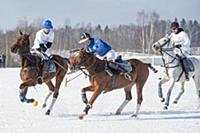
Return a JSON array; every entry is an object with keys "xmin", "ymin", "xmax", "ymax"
[{"xmin": 96, "ymin": 49, "xmax": 116, "ymax": 61}]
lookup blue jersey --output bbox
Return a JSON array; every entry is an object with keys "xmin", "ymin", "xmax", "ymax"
[{"xmin": 86, "ymin": 38, "xmax": 112, "ymax": 56}]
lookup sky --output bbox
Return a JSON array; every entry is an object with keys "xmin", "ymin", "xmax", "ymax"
[{"xmin": 0, "ymin": 0, "xmax": 199, "ymax": 31}]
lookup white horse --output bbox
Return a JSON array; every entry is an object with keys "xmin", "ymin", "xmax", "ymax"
[{"xmin": 152, "ymin": 36, "xmax": 200, "ymax": 109}]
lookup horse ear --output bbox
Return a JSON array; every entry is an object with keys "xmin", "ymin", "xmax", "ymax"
[{"xmin": 19, "ymin": 30, "xmax": 23, "ymax": 35}]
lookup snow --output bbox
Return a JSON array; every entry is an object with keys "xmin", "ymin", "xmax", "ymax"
[{"xmin": 0, "ymin": 67, "xmax": 200, "ymax": 133}]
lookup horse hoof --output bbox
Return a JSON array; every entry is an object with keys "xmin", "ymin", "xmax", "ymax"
[
  {"xmin": 42, "ymin": 103, "xmax": 46, "ymax": 108},
  {"xmin": 131, "ymin": 114, "xmax": 138, "ymax": 118},
  {"xmin": 163, "ymin": 105, "xmax": 168, "ymax": 110},
  {"xmin": 45, "ymin": 110, "xmax": 50, "ymax": 115},
  {"xmin": 160, "ymin": 98, "xmax": 165, "ymax": 102},
  {"xmin": 173, "ymin": 100, "xmax": 178, "ymax": 104},
  {"xmin": 115, "ymin": 112, "xmax": 121, "ymax": 115},
  {"xmin": 78, "ymin": 112, "xmax": 86, "ymax": 120}
]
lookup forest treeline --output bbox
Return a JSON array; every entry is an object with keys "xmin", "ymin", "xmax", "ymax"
[{"xmin": 0, "ymin": 11, "xmax": 200, "ymax": 67}]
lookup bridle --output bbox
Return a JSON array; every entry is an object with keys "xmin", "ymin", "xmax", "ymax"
[
  {"xmin": 72, "ymin": 50, "xmax": 97, "ymax": 77},
  {"xmin": 157, "ymin": 40, "xmax": 181, "ymax": 76}
]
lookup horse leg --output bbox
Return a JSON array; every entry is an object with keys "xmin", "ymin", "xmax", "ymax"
[
  {"xmin": 193, "ymin": 76, "xmax": 200, "ymax": 108},
  {"xmin": 79, "ymin": 87, "xmax": 102, "ymax": 120},
  {"xmin": 42, "ymin": 81, "xmax": 55, "ymax": 108},
  {"xmin": 115, "ymin": 85, "xmax": 133, "ymax": 115},
  {"xmin": 193, "ymin": 76, "xmax": 200, "ymax": 98},
  {"xmin": 158, "ymin": 77, "xmax": 169, "ymax": 102},
  {"xmin": 45, "ymin": 72, "xmax": 66, "ymax": 115},
  {"xmin": 173, "ymin": 82, "xmax": 185, "ymax": 104},
  {"xmin": 81, "ymin": 85, "xmax": 94, "ymax": 104},
  {"xmin": 19, "ymin": 80, "xmax": 37, "ymax": 104},
  {"xmin": 131, "ymin": 82, "xmax": 145, "ymax": 117},
  {"xmin": 163, "ymin": 79, "xmax": 175, "ymax": 110}
]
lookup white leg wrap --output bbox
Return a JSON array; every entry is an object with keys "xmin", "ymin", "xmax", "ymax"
[
  {"xmin": 116, "ymin": 100, "xmax": 129, "ymax": 114},
  {"xmin": 135, "ymin": 104, "xmax": 141, "ymax": 116},
  {"xmin": 43, "ymin": 91, "xmax": 53, "ymax": 105},
  {"xmin": 48, "ymin": 97, "xmax": 57, "ymax": 111}
]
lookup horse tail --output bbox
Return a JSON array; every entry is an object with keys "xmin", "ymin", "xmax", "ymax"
[{"xmin": 145, "ymin": 63, "xmax": 158, "ymax": 73}]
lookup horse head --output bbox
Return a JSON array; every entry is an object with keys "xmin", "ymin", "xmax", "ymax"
[
  {"xmin": 70, "ymin": 48, "xmax": 96, "ymax": 70},
  {"xmin": 11, "ymin": 31, "xmax": 31, "ymax": 55},
  {"xmin": 152, "ymin": 36, "xmax": 170, "ymax": 53}
]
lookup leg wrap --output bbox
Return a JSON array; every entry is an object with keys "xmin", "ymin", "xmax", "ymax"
[
  {"xmin": 81, "ymin": 93, "xmax": 88, "ymax": 104},
  {"xmin": 83, "ymin": 104, "xmax": 92, "ymax": 114}
]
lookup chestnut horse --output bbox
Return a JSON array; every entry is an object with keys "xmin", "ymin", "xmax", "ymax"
[
  {"xmin": 10, "ymin": 31, "xmax": 69, "ymax": 115},
  {"xmin": 70, "ymin": 48, "xmax": 157, "ymax": 119}
]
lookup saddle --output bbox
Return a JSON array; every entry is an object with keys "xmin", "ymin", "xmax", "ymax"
[
  {"xmin": 105, "ymin": 55, "xmax": 132, "ymax": 80},
  {"xmin": 180, "ymin": 57, "xmax": 194, "ymax": 72},
  {"xmin": 33, "ymin": 53, "xmax": 56, "ymax": 84}
]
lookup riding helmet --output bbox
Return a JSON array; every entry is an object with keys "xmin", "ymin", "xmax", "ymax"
[
  {"xmin": 79, "ymin": 32, "xmax": 91, "ymax": 44},
  {"xmin": 42, "ymin": 20, "xmax": 53, "ymax": 29},
  {"xmin": 170, "ymin": 22, "xmax": 179, "ymax": 29}
]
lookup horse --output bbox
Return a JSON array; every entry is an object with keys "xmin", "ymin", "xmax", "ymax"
[
  {"xmin": 10, "ymin": 31, "xmax": 70, "ymax": 115},
  {"xmin": 70, "ymin": 48, "xmax": 157, "ymax": 119},
  {"xmin": 152, "ymin": 36, "xmax": 200, "ymax": 109}
]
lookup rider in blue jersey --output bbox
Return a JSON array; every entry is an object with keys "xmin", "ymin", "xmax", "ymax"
[{"xmin": 79, "ymin": 32, "xmax": 132, "ymax": 80}]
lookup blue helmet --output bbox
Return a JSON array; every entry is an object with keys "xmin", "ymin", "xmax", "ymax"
[{"xmin": 42, "ymin": 20, "xmax": 53, "ymax": 29}]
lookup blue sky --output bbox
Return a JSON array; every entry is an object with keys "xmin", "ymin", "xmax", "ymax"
[{"xmin": 0, "ymin": 0, "xmax": 199, "ymax": 30}]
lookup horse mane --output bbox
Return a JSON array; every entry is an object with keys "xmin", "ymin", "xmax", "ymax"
[
  {"xmin": 14, "ymin": 33, "xmax": 38, "ymax": 68},
  {"xmin": 81, "ymin": 49, "xmax": 105, "ymax": 73}
]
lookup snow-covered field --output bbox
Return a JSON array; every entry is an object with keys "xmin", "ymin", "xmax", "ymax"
[{"xmin": 0, "ymin": 67, "xmax": 200, "ymax": 133}]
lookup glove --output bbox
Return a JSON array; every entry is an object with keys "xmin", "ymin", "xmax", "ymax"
[
  {"xmin": 39, "ymin": 43, "xmax": 47, "ymax": 52},
  {"xmin": 175, "ymin": 44, "xmax": 182, "ymax": 48},
  {"xmin": 46, "ymin": 42, "xmax": 52, "ymax": 48}
]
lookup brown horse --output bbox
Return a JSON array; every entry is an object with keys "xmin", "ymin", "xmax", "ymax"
[
  {"xmin": 10, "ymin": 31, "xmax": 69, "ymax": 115},
  {"xmin": 70, "ymin": 48, "xmax": 157, "ymax": 119}
]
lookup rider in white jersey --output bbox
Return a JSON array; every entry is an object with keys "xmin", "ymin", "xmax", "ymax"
[
  {"xmin": 31, "ymin": 19, "xmax": 55, "ymax": 83},
  {"xmin": 169, "ymin": 22, "xmax": 191, "ymax": 80}
]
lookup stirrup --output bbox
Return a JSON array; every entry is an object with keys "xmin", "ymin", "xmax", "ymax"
[{"xmin": 124, "ymin": 73, "xmax": 132, "ymax": 80}]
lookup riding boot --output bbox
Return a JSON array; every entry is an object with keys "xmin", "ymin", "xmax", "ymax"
[
  {"xmin": 37, "ymin": 61, "xmax": 44, "ymax": 84},
  {"xmin": 185, "ymin": 71, "xmax": 189, "ymax": 81},
  {"xmin": 117, "ymin": 66, "xmax": 132, "ymax": 80},
  {"xmin": 181, "ymin": 58, "xmax": 189, "ymax": 81},
  {"xmin": 109, "ymin": 62, "xmax": 132, "ymax": 80}
]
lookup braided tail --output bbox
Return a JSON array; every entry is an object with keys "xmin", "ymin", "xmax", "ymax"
[{"xmin": 146, "ymin": 63, "xmax": 158, "ymax": 73}]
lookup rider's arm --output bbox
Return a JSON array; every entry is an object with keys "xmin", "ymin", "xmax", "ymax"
[
  {"xmin": 39, "ymin": 43, "xmax": 47, "ymax": 52},
  {"xmin": 45, "ymin": 31, "xmax": 54, "ymax": 48},
  {"xmin": 33, "ymin": 30, "xmax": 43, "ymax": 49},
  {"xmin": 46, "ymin": 42, "xmax": 52, "ymax": 48}
]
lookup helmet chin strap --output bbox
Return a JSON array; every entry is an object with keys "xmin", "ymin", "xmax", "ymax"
[{"xmin": 43, "ymin": 29, "xmax": 50, "ymax": 34}]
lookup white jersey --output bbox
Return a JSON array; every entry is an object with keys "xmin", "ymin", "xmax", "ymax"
[
  {"xmin": 170, "ymin": 31, "xmax": 190, "ymax": 57},
  {"xmin": 32, "ymin": 29, "xmax": 54, "ymax": 49}
]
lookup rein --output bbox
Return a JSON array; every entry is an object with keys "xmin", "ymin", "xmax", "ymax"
[
  {"xmin": 20, "ymin": 53, "xmax": 36, "ymax": 65},
  {"xmin": 159, "ymin": 45, "xmax": 181, "ymax": 76},
  {"xmin": 75, "ymin": 53, "xmax": 97, "ymax": 78}
]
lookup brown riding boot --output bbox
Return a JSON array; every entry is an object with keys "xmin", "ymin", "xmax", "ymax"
[
  {"xmin": 37, "ymin": 61, "xmax": 44, "ymax": 84},
  {"xmin": 37, "ymin": 60, "xmax": 48, "ymax": 84}
]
